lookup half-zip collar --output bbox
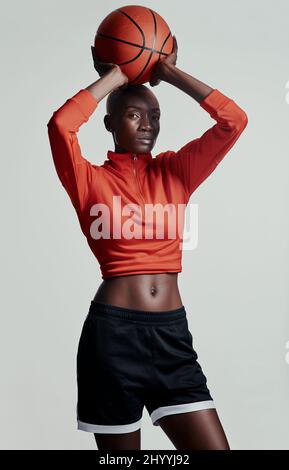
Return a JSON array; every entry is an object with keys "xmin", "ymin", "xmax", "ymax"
[
  {"xmin": 107, "ymin": 150, "xmax": 152, "ymax": 164},
  {"xmin": 105, "ymin": 150, "xmax": 153, "ymax": 177}
]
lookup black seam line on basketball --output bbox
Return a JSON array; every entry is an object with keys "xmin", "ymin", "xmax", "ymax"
[
  {"xmin": 118, "ymin": 8, "xmax": 146, "ymax": 46},
  {"xmin": 96, "ymin": 33, "xmax": 169, "ymax": 57},
  {"xmin": 130, "ymin": 10, "xmax": 172, "ymax": 84},
  {"xmin": 129, "ymin": 8, "xmax": 157, "ymax": 84},
  {"xmin": 118, "ymin": 8, "xmax": 170, "ymax": 83},
  {"xmin": 153, "ymin": 31, "xmax": 172, "ymax": 71}
]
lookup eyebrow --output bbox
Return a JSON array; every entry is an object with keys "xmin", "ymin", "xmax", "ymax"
[{"xmin": 125, "ymin": 106, "xmax": 160, "ymax": 111}]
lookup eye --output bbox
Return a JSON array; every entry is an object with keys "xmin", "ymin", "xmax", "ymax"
[{"xmin": 128, "ymin": 112, "xmax": 160, "ymax": 121}]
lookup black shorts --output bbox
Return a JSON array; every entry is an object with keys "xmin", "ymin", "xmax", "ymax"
[{"xmin": 76, "ymin": 300, "xmax": 215, "ymax": 434}]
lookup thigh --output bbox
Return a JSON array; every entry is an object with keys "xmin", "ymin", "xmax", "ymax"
[
  {"xmin": 94, "ymin": 429, "xmax": 141, "ymax": 450},
  {"xmin": 158, "ymin": 408, "xmax": 230, "ymax": 450}
]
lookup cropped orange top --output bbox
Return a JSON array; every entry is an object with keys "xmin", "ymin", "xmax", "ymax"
[{"xmin": 47, "ymin": 88, "xmax": 248, "ymax": 279}]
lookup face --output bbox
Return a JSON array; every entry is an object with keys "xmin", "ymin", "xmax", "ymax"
[{"xmin": 106, "ymin": 90, "xmax": 160, "ymax": 154}]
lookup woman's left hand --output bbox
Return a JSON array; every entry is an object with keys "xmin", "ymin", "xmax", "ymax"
[{"xmin": 149, "ymin": 35, "xmax": 178, "ymax": 87}]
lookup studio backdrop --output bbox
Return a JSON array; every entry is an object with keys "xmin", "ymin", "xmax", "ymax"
[{"xmin": 0, "ymin": 0, "xmax": 288, "ymax": 450}]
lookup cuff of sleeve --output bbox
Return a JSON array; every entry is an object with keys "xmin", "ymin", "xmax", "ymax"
[
  {"xmin": 70, "ymin": 89, "xmax": 98, "ymax": 120},
  {"xmin": 199, "ymin": 89, "xmax": 232, "ymax": 113}
]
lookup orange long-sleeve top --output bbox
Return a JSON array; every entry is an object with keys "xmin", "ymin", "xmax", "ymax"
[{"xmin": 47, "ymin": 88, "xmax": 248, "ymax": 279}]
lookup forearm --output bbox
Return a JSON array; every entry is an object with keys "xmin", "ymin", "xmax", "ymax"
[
  {"xmin": 85, "ymin": 68, "xmax": 124, "ymax": 102},
  {"xmin": 160, "ymin": 63, "xmax": 214, "ymax": 103}
]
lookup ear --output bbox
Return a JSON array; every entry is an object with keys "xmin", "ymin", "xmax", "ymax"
[{"xmin": 104, "ymin": 114, "xmax": 112, "ymax": 132}]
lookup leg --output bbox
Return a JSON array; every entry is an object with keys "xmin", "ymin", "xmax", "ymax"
[
  {"xmin": 158, "ymin": 408, "xmax": 230, "ymax": 450},
  {"xmin": 94, "ymin": 429, "xmax": 141, "ymax": 450}
]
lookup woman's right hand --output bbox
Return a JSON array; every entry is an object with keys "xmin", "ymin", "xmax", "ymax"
[{"xmin": 91, "ymin": 46, "xmax": 129, "ymax": 89}]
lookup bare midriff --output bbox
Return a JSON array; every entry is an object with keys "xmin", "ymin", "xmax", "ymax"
[{"xmin": 93, "ymin": 273, "xmax": 183, "ymax": 312}]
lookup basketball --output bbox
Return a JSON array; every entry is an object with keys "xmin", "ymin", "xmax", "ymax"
[{"xmin": 94, "ymin": 5, "xmax": 174, "ymax": 85}]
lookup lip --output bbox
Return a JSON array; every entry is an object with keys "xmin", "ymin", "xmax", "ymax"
[{"xmin": 136, "ymin": 137, "xmax": 153, "ymax": 142}]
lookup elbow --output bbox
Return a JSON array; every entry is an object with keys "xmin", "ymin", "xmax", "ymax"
[
  {"xmin": 47, "ymin": 113, "xmax": 58, "ymax": 129},
  {"xmin": 47, "ymin": 116, "xmax": 54, "ymax": 128},
  {"xmin": 47, "ymin": 114, "xmax": 65, "ymax": 133},
  {"xmin": 47, "ymin": 108, "xmax": 67, "ymax": 129},
  {"xmin": 232, "ymin": 109, "xmax": 248, "ymax": 134},
  {"xmin": 240, "ymin": 110, "xmax": 248, "ymax": 128}
]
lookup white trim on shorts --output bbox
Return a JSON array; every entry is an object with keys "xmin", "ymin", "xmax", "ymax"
[
  {"xmin": 150, "ymin": 400, "xmax": 216, "ymax": 426},
  {"xmin": 77, "ymin": 417, "xmax": 142, "ymax": 434}
]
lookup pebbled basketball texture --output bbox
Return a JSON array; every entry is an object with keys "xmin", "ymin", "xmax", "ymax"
[{"xmin": 94, "ymin": 5, "xmax": 174, "ymax": 85}]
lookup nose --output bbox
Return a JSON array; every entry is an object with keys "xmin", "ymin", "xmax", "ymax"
[{"xmin": 139, "ymin": 115, "xmax": 153, "ymax": 131}]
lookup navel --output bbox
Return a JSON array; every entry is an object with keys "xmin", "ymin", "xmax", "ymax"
[{"xmin": 150, "ymin": 285, "xmax": 157, "ymax": 296}]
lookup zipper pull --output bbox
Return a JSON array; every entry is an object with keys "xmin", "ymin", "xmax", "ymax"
[
  {"xmin": 133, "ymin": 153, "xmax": 137, "ymax": 174},
  {"xmin": 132, "ymin": 153, "xmax": 136, "ymax": 175}
]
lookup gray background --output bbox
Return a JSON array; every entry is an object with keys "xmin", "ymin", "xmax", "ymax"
[{"xmin": 1, "ymin": 0, "xmax": 288, "ymax": 450}]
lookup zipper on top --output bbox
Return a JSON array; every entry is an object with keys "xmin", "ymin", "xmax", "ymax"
[{"xmin": 132, "ymin": 153, "xmax": 146, "ymax": 205}]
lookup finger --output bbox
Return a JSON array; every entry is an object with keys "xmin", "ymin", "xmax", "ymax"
[
  {"xmin": 171, "ymin": 36, "xmax": 175, "ymax": 54},
  {"xmin": 173, "ymin": 35, "xmax": 177, "ymax": 50},
  {"xmin": 173, "ymin": 36, "xmax": 178, "ymax": 52},
  {"xmin": 150, "ymin": 78, "xmax": 160, "ymax": 87},
  {"xmin": 91, "ymin": 48, "xmax": 103, "ymax": 65}
]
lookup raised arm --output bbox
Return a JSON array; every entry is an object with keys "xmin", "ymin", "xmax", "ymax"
[
  {"xmin": 46, "ymin": 63, "xmax": 128, "ymax": 213},
  {"xmin": 151, "ymin": 49, "xmax": 248, "ymax": 201}
]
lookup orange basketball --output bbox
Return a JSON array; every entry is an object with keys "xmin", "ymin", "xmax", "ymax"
[{"xmin": 94, "ymin": 5, "xmax": 174, "ymax": 85}]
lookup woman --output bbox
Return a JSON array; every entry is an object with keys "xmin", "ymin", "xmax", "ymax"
[{"xmin": 47, "ymin": 36, "xmax": 248, "ymax": 450}]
